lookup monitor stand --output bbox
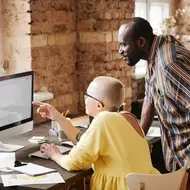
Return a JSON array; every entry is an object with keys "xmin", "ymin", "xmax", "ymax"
[{"xmin": 0, "ymin": 141, "xmax": 24, "ymax": 152}]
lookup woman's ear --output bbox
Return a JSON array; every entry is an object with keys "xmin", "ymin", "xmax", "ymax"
[{"xmin": 97, "ymin": 102, "xmax": 103, "ymax": 110}]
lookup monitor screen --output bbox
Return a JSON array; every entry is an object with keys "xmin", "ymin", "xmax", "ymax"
[{"xmin": 0, "ymin": 71, "xmax": 33, "ymax": 136}]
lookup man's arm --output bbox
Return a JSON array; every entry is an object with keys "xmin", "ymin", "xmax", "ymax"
[{"xmin": 140, "ymin": 99, "xmax": 155, "ymax": 135}]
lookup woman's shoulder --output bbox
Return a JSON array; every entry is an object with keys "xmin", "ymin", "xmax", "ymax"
[
  {"xmin": 95, "ymin": 111, "xmax": 121, "ymax": 120},
  {"xmin": 93, "ymin": 111, "xmax": 125, "ymax": 126}
]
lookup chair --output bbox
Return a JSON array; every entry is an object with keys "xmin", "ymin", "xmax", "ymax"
[
  {"xmin": 70, "ymin": 115, "xmax": 90, "ymax": 128},
  {"xmin": 126, "ymin": 167, "xmax": 189, "ymax": 190}
]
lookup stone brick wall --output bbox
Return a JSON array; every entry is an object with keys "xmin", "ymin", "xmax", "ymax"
[
  {"xmin": 76, "ymin": 0, "xmax": 134, "ymax": 111},
  {"xmin": 1, "ymin": 0, "xmax": 135, "ymax": 123},
  {"xmin": 3, "ymin": 1, "xmax": 189, "ymax": 123},
  {"xmin": 2, "ymin": 0, "xmax": 31, "ymax": 73},
  {"xmin": 31, "ymin": 0, "xmax": 79, "ymax": 120}
]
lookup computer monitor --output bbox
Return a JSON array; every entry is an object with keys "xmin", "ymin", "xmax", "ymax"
[{"xmin": 0, "ymin": 71, "xmax": 33, "ymax": 140}]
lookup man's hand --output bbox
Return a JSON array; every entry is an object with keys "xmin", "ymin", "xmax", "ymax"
[
  {"xmin": 32, "ymin": 101, "xmax": 60, "ymax": 121},
  {"xmin": 40, "ymin": 143, "xmax": 62, "ymax": 161}
]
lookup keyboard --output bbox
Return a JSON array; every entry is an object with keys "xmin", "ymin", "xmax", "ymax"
[
  {"xmin": 28, "ymin": 145, "xmax": 72, "ymax": 159},
  {"xmin": 60, "ymin": 141, "xmax": 74, "ymax": 147}
]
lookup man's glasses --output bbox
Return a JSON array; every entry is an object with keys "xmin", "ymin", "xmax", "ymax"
[{"xmin": 84, "ymin": 92, "xmax": 104, "ymax": 107}]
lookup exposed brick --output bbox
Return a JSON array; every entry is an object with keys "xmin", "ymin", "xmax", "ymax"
[
  {"xmin": 50, "ymin": 1, "xmax": 68, "ymax": 11},
  {"xmin": 40, "ymin": 22, "xmax": 53, "ymax": 34},
  {"xmin": 93, "ymin": 20, "xmax": 111, "ymax": 31},
  {"xmin": 27, "ymin": 0, "xmax": 135, "ymax": 123},
  {"xmin": 125, "ymin": 87, "xmax": 132, "ymax": 98},
  {"xmin": 72, "ymin": 92, "xmax": 79, "ymax": 103},
  {"xmin": 47, "ymin": 35, "xmax": 56, "ymax": 45},
  {"xmin": 65, "ymin": 94, "xmax": 73, "ymax": 105},
  {"xmin": 106, "ymin": 12, "xmax": 112, "ymax": 19},
  {"xmin": 32, "ymin": 58, "xmax": 45, "ymax": 70},
  {"xmin": 31, "ymin": 35, "xmax": 48, "ymax": 47},
  {"xmin": 79, "ymin": 32, "xmax": 111, "ymax": 43},
  {"xmin": 50, "ymin": 0, "xmax": 76, "ymax": 11},
  {"xmin": 32, "ymin": 11, "xmax": 48, "ymax": 23},
  {"xmin": 106, "ymin": 42, "xmax": 119, "ymax": 51},
  {"xmin": 31, "ymin": 0, "xmax": 51, "ymax": 12},
  {"xmin": 53, "ymin": 24, "xmax": 67, "ymax": 33},
  {"xmin": 55, "ymin": 32, "xmax": 76, "ymax": 45},
  {"xmin": 125, "ymin": 12, "xmax": 133, "ymax": 19},
  {"xmin": 112, "ymin": 52, "xmax": 122, "ymax": 60},
  {"xmin": 51, "ymin": 11, "xmax": 69, "ymax": 24},
  {"xmin": 110, "ymin": 20, "xmax": 120, "ymax": 30},
  {"xmin": 112, "ymin": 31, "xmax": 118, "ymax": 42},
  {"xmin": 112, "ymin": 12, "xmax": 120, "ymax": 19},
  {"xmin": 119, "ymin": 12, "xmax": 125, "ymax": 19},
  {"xmin": 76, "ymin": 20, "xmax": 94, "ymax": 30},
  {"xmin": 77, "ymin": 43, "xmax": 106, "ymax": 52}
]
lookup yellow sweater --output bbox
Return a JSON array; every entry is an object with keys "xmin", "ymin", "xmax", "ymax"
[{"xmin": 57, "ymin": 111, "xmax": 159, "ymax": 190}]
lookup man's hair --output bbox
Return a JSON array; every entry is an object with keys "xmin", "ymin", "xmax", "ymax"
[
  {"xmin": 93, "ymin": 76, "xmax": 125, "ymax": 110},
  {"xmin": 129, "ymin": 17, "xmax": 153, "ymax": 41}
]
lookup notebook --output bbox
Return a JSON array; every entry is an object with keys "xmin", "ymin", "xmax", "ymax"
[
  {"xmin": 9, "ymin": 163, "xmax": 56, "ymax": 176},
  {"xmin": 29, "ymin": 145, "xmax": 72, "ymax": 159}
]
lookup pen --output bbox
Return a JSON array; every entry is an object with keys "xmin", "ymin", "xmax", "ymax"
[
  {"xmin": 64, "ymin": 110, "xmax": 69, "ymax": 117},
  {"xmin": 14, "ymin": 160, "xmax": 27, "ymax": 167}
]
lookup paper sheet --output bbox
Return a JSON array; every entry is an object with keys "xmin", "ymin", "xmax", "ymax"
[
  {"xmin": 147, "ymin": 127, "xmax": 161, "ymax": 137},
  {"xmin": 0, "ymin": 153, "xmax": 15, "ymax": 169},
  {"xmin": 9, "ymin": 163, "xmax": 56, "ymax": 176},
  {"xmin": 0, "ymin": 142, "xmax": 24, "ymax": 152},
  {"xmin": 1, "ymin": 172, "xmax": 65, "ymax": 187}
]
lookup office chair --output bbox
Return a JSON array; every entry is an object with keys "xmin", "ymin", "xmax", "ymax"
[{"xmin": 126, "ymin": 166, "xmax": 189, "ymax": 190}]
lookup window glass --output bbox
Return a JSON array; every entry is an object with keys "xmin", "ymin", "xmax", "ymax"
[
  {"xmin": 135, "ymin": 0, "xmax": 169, "ymax": 71},
  {"xmin": 150, "ymin": 3, "xmax": 169, "ymax": 34},
  {"xmin": 135, "ymin": 2, "xmax": 147, "ymax": 19}
]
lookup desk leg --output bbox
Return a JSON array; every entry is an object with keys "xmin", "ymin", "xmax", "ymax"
[
  {"xmin": 76, "ymin": 177, "xmax": 86, "ymax": 190},
  {"xmin": 149, "ymin": 144, "xmax": 153, "ymax": 153}
]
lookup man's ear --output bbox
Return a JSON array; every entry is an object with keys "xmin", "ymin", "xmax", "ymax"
[{"xmin": 137, "ymin": 37, "xmax": 146, "ymax": 48}]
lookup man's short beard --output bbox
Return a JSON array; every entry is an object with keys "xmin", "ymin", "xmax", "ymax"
[
  {"xmin": 126, "ymin": 55, "xmax": 141, "ymax": 66},
  {"xmin": 126, "ymin": 48, "xmax": 144, "ymax": 66}
]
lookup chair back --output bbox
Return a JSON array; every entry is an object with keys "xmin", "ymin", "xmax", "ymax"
[
  {"xmin": 71, "ymin": 115, "xmax": 90, "ymax": 128},
  {"xmin": 126, "ymin": 167, "xmax": 187, "ymax": 190}
]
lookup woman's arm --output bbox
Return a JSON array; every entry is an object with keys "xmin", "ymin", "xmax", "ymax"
[
  {"xmin": 56, "ymin": 114, "xmax": 80, "ymax": 145},
  {"xmin": 32, "ymin": 101, "xmax": 80, "ymax": 145},
  {"xmin": 53, "ymin": 115, "xmax": 105, "ymax": 171}
]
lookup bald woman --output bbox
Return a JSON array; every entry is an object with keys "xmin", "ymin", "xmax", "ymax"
[{"xmin": 33, "ymin": 76, "xmax": 159, "ymax": 190}]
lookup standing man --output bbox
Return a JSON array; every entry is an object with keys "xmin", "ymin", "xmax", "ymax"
[{"xmin": 118, "ymin": 17, "xmax": 190, "ymax": 186}]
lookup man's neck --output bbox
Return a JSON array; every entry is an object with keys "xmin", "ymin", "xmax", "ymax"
[{"xmin": 146, "ymin": 35, "xmax": 156, "ymax": 60}]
